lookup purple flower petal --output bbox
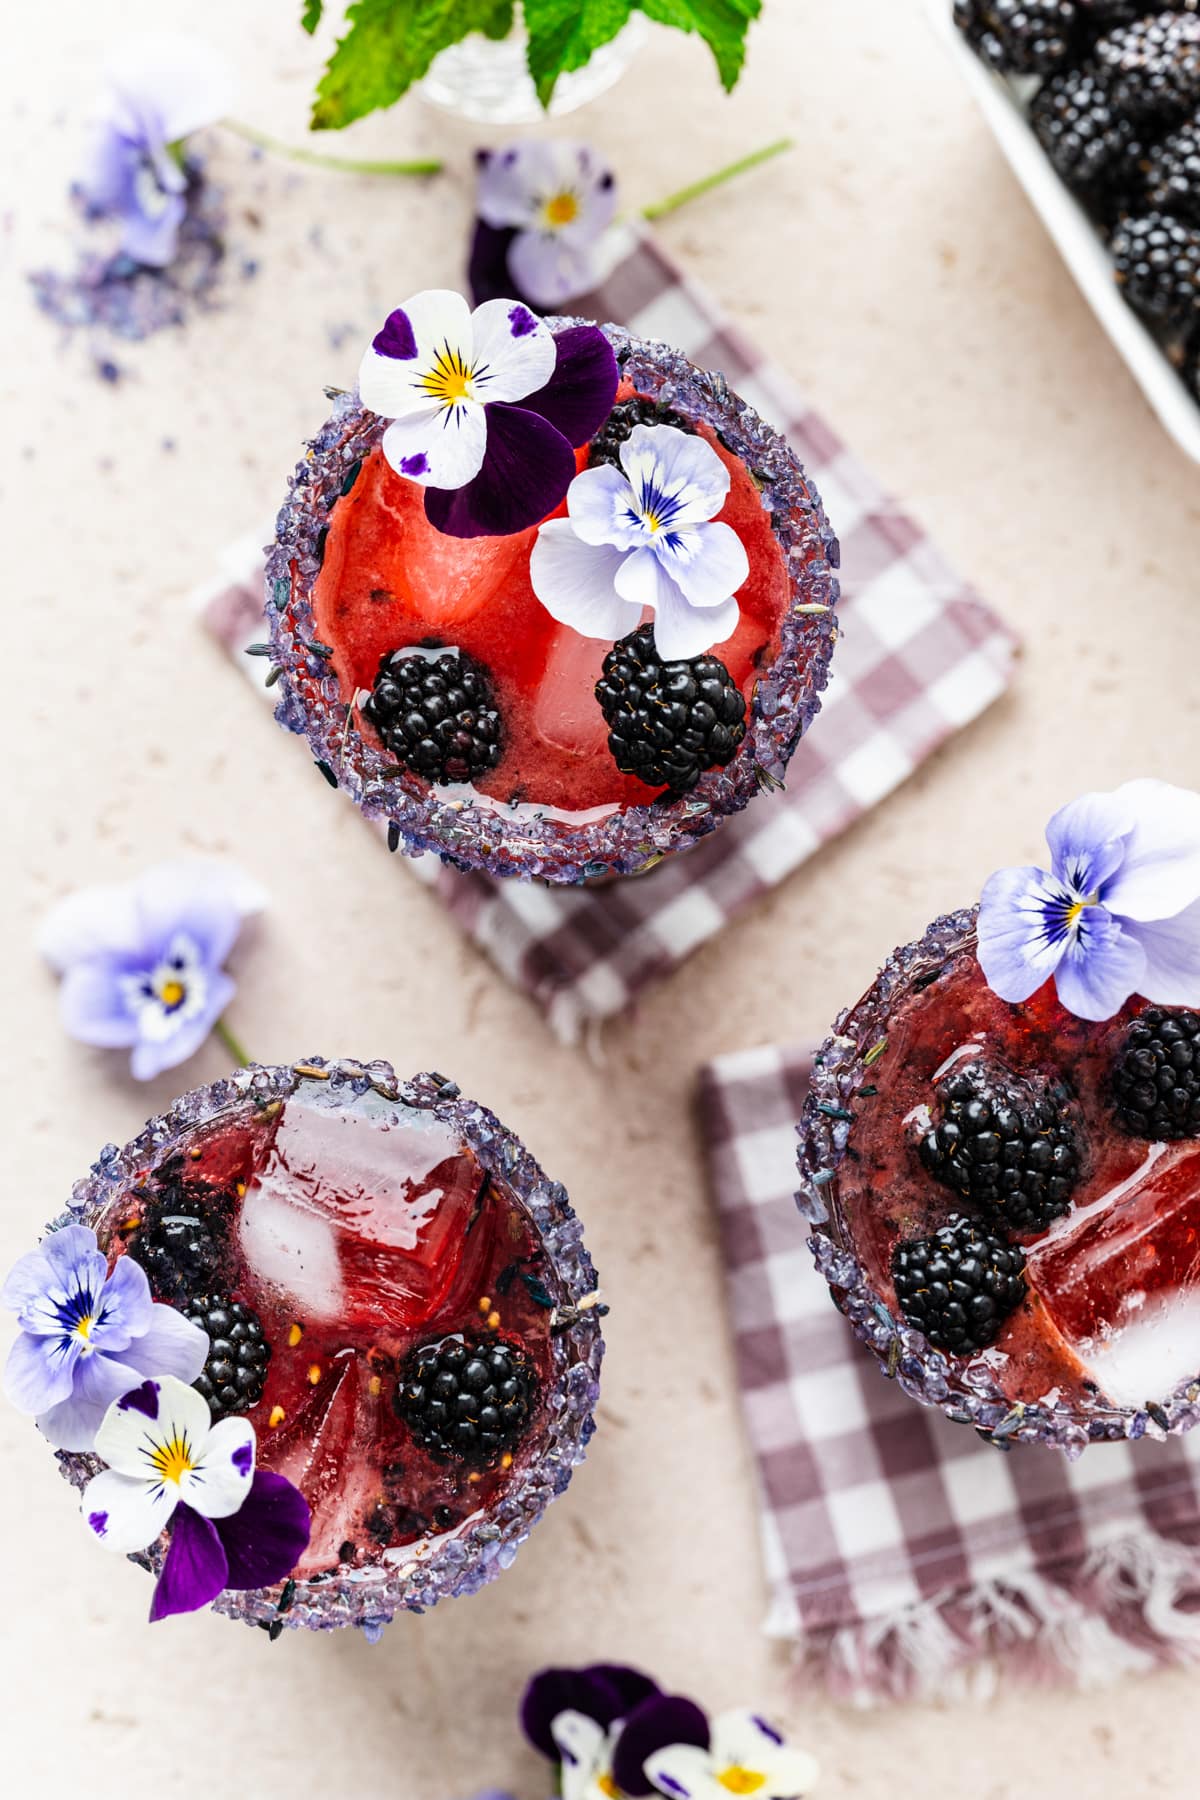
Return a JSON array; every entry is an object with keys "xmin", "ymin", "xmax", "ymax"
[
  {"xmin": 4, "ymin": 1329, "xmax": 79, "ymax": 1415},
  {"xmin": 58, "ymin": 961, "xmax": 139, "ymax": 1049},
  {"xmin": 116, "ymin": 1378, "xmax": 162, "ymax": 1419},
  {"xmin": 611, "ymin": 1697, "xmax": 711, "ymax": 1798},
  {"xmin": 150, "ymin": 1502, "xmax": 229, "ymax": 1621},
  {"xmin": 132, "ymin": 860, "xmax": 265, "ymax": 966},
  {"xmin": 129, "ymin": 968, "xmax": 234, "ymax": 1081},
  {"xmin": 1123, "ymin": 896, "xmax": 1200, "ymax": 1004},
  {"xmin": 508, "ymin": 230, "xmax": 601, "ymax": 310},
  {"xmin": 977, "ymin": 864, "xmax": 1075, "ymax": 1005},
  {"xmin": 372, "ymin": 306, "xmax": 418, "ymax": 359},
  {"xmin": 215, "ymin": 1469, "xmax": 311, "ymax": 1589},
  {"xmin": 584, "ymin": 1664, "xmax": 662, "ymax": 1717},
  {"xmin": 37, "ymin": 1349, "xmax": 144, "ymax": 1451},
  {"xmin": 469, "ymin": 219, "xmax": 528, "ymax": 309},
  {"xmin": 124, "ymin": 1298, "xmax": 209, "ymax": 1384},
  {"xmin": 1097, "ymin": 778, "xmax": 1200, "ymax": 922},
  {"xmin": 522, "ymin": 1665, "xmax": 654, "ymax": 1758},
  {"xmin": 88, "ymin": 1250, "xmax": 154, "ymax": 1352},
  {"xmin": 119, "ymin": 191, "xmax": 188, "ymax": 269},
  {"xmin": 519, "ymin": 326, "xmax": 618, "ymax": 448},
  {"xmin": 1054, "ymin": 908, "xmax": 1146, "ymax": 1022},
  {"xmin": 425, "ymin": 403, "xmax": 577, "ymax": 539},
  {"xmin": 1045, "ymin": 789, "xmax": 1131, "ymax": 898}
]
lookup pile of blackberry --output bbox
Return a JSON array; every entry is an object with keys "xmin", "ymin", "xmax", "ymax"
[
  {"xmin": 891, "ymin": 1214, "xmax": 1028, "ymax": 1356},
  {"xmin": 363, "ymin": 647, "xmax": 503, "ymax": 786},
  {"xmin": 183, "ymin": 1294, "xmax": 273, "ymax": 1422},
  {"xmin": 1112, "ymin": 1006, "xmax": 1200, "ymax": 1137},
  {"xmin": 594, "ymin": 624, "xmax": 747, "ymax": 796},
  {"xmin": 127, "ymin": 1156, "xmax": 232, "ymax": 1303},
  {"xmin": 956, "ymin": 4, "xmax": 1200, "ymax": 388},
  {"xmin": 394, "ymin": 1336, "xmax": 536, "ymax": 1463},
  {"xmin": 587, "ymin": 395, "xmax": 695, "ymax": 469}
]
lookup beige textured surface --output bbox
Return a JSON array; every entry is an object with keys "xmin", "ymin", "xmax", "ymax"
[{"xmin": 5, "ymin": 0, "xmax": 1200, "ymax": 1794}]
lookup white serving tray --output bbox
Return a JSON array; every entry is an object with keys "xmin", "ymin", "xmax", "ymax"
[{"xmin": 926, "ymin": 0, "xmax": 1200, "ymax": 465}]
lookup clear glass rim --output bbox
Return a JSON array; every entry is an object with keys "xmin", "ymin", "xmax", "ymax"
[
  {"xmin": 265, "ymin": 319, "xmax": 841, "ymax": 884},
  {"xmin": 797, "ymin": 907, "xmax": 1200, "ymax": 1457},
  {"xmin": 53, "ymin": 1057, "xmax": 604, "ymax": 1631}
]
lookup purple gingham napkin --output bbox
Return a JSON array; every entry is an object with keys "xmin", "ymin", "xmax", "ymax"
[
  {"xmin": 699, "ymin": 1042, "xmax": 1200, "ymax": 1704},
  {"xmin": 199, "ymin": 226, "xmax": 1017, "ymax": 1042}
]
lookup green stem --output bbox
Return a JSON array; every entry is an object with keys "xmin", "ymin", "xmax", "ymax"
[
  {"xmin": 214, "ymin": 1016, "xmax": 254, "ymax": 1068},
  {"xmin": 640, "ymin": 136, "xmax": 793, "ymax": 222},
  {"xmin": 223, "ymin": 117, "xmax": 443, "ymax": 178}
]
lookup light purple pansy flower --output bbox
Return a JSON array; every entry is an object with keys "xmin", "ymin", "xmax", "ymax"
[
  {"xmin": 614, "ymin": 1706, "xmax": 818, "ymax": 1800},
  {"xmin": 978, "ymin": 779, "xmax": 1200, "ymax": 1023},
  {"xmin": 357, "ymin": 289, "xmax": 618, "ymax": 539},
  {"xmin": 472, "ymin": 140, "xmax": 618, "ymax": 310},
  {"xmin": 530, "ymin": 423, "xmax": 749, "ymax": 661},
  {"xmin": 80, "ymin": 34, "xmax": 234, "ymax": 268},
  {"xmin": 1, "ymin": 1225, "xmax": 208, "ymax": 1451},
  {"xmin": 38, "ymin": 859, "xmax": 265, "ymax": 1081},
  {"xmin": 82, "ymin": 1374, "xmax": 310, "ymax": 1621}
]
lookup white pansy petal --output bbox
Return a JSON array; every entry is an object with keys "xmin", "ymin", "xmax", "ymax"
[
  {"xmin": 551, "ymin": 1711, "xmax": 608, "ymax": 1800},
  {"xmin": 709, "ymin": 1711, "xmax": 820, "ymax": 1798},
  {"xmin": 614, "ymin": 543, "xmax": 678, "ymax": 614},
  {"xmin": 645, "ymin": 1743, "xmax": 720, "ymax": 1800},
  {"xmin": 620, "ymin": 423, "xmax": 730, "ymax": 527},
  {"xmin": 664, "ymin": 520, "xmax": 749, "ymax": 608},
  {"xmin": 507, "ymin": 230, "xmax": 600, "ymax": 310},
  {"xmin": 94, "ymin": 1372, "xmax": 211, "ymax": 1480},
  {"xmin": 566, "ymin": 462, "xmax": 644, "ymax": 549},
  {"xmin": 1100, "ymin": 779, "xmax": 1200, "ymax": 921},
  {"xmin": 37, "ymin": 880, "xmax": 144, "ymax": 972},
  {"xmin": 652, "ymin": 585, "xmax": 740, "ymax": 662},
  {"xmin": 359, "ymin": 289, "xmax": 475, "ymax": 419},
  {"xmin": 105, "ymin": 33, "xmax": 236, "ymax": 141},
  {"xmin": 1123, "ymin": 899, "xmax": 1200, "ymax": 1005},
  {"xmin": 382, "ymin": 406, "xmax": 488, "ymax": 491},
  {"xmin": 469, "ymin": 297, "xmax": 558, "ymax": 403},
  {"xmin": 530, "ymin": 521, "xmax": 643, "ymax": 641},
  {"xmin": 181, "ymin": 1415, "xmax": 256, "ymax": 1519},
  {"xmin": 476, "ymin": 141, "xmax": 557, "ymax": 229},
  {"xmin": 81, "ymin": 1466, "xmax": 177, "ymax": 1554},
  {"xmin": 358, "ymin": 345, "xmax": 430, "ymax": 420}
]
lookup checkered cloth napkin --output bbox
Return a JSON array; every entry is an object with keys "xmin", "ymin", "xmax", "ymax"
[
  {"xmin": 700, "ymin": 1041, "xmax": 1200, "ymax": 1704},
  {"xmin": 199, "ymin": 224, "xmax": 1016, "ymax": 1043}
]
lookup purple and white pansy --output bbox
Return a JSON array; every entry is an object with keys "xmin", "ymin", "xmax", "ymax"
[
  {"xmin": 978, "ymin": 779, "xmax": 1200, "ymax": 1023},
  {"xmin": 529, "ymin": 423, "xmax": 749, "ymax": 662},
  {"xmin": 357, "ymin": 290, "xmax": 618, "ymax": 539},
  {"xmin": 82, "ymin": 1374, "xmax": 310, "ymax": 1620},
  {"xmin": 1, "ymin": 1225, "xmax": 207, "ymax": 1452},
  {"xmin": 38, "ymin": 858, "xmax": 264, "ymax": 1081},
  {"xmin": 470, "ymin": 140, "xmax": 618, "ymax": 311},
  {"xmin": 81, "ymin": 33, "xmax": 234, "ymax": 268}
]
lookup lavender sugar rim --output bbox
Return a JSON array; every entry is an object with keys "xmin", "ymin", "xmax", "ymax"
[
  {"xmin": 797, "ymin": 907, "xmax": 1200, "ymax": 1459},
  {"xmin": 52, "ymin": 1057, "xmax": 604, "ymax": 1634},
  {"xmin": 265, "ymin": 318, "xmax": 840, "ymax": 885}
]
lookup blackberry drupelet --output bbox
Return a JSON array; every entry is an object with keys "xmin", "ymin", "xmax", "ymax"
[
  {"xmin": 1145, "ymin": 112, "xmax": 1200, "ymax": 222},
  {"xmin": 1030, "ymin": 67, "xmax": 1144, "ymax": 204},
  {"xmin": 394, "ymin": 1337, "xmax": 535, "ymax": 1462},
  {"xmin": 953, "ymin": 1, "xmax": 1080, "ymax": 75},
  {"xmin": 128, "ymin": 1160, "xmax": 231, "ymax": 1303},
  {"xmin": 595, "ymin": 624, "xmax": 747, "ymax": 796},
  {"xmin": 919, "ymin": 1059, "xmax": 1081, "ymax": 1234},
  {"xmin": 1096, "ymin": 13, "xmax": 1200, "ymax": 121},
  {"xmin": 1112, "ymin": 1006, "xmax": 1200, "ymax": 1138},
  {"xmin": 891, "ymin": 1215, "xmax": 1027, "ymax": 1356},
  {"xmin": 364, "ymin": 648, "xmax": 502, "ymax": 785},
  {"xmin": 184, "ymin": 1295, "xmax": 272, "ymax": 1421},
  {"xmin": 1110, "ymin": 210, "xmax": 1200, "ymax": 324},
  {"xmin": 588, "ymin": 395, "xmax": 695, "ymax": 469}
]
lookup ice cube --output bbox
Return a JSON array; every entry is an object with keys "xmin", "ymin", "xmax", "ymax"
[{"xmin": 533, "ymin": 626, "xmax": 616, "ymax": 757}]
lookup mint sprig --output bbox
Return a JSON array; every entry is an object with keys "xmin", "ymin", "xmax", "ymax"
[{"xmin": 306, "ymin": 0, "xmax": 761, "ymax": 131}]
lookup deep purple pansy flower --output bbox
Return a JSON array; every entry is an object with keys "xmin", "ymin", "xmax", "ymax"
[
  {"xmin": 469, "ymin": 141, "xmax": 618, "ymax": 312},
  {"xmin": 978, "ymin": 779, "xmax": 1200, "ymax": 1022},
  {"xmin": 80, "ymin": 34, "xmax": 234, "ymax": 269},
  {"xmin": 82, "ymin": 1374, "xmax": 310, "ymax": 1620},
  {"xmin": 357, "ymin": 289, "xmax": 618, "ymax": 539},
  {"xmin": 613, "ymin": 1704, "xmax": 819, "ymax": 1800},
  {"xmin": 1, "ymin": 1225, "xmax": 208, "ymax": 1452},
  {"xmin": 38, "ymin": 859, "xmax": 265, "ymax": 1081},
  {"xmin": 522, "ymin": 1663, "xmax": 661, "ymax": 1759}
]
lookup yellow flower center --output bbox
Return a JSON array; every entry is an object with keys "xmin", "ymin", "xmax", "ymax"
[
  {"xmin": 718, "ymin": 1771, "xmax": 767, "ymax": 1796},
  {"xmin": 159, "ymin": 979, "xmax": 186, "ymax": 1009},
  {"xmin": 74, "ymin": 1314, "xmax": 94, "ymax": 1343},
  {"xmin": 544, "ymin": 190, "xmax": 579, "ymax": 228},
  {"xmin": 149, "ymin": 1434, "xmax": 195, "ymax": 1487},
  {"xmin": 419, "ymin": 344, "xmax": 477, "ymax": 409},
  {"xmin": 596, "ymin": 1777, "xmax": 621, "ymax": 1799}
]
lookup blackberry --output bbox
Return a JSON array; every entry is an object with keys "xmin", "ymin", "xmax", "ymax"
[
  {"xmin": 1145, "ymin": 111, "xmax": 1200, "ymax": 222},
  {"xmin": 1096, "ymin": 13, "xmax": 1200, "ymax": 121},
  {"xmin": 587, "ymin": 396, "xmax": 694, "ymax": 469},
  {"xmin": 892, "ymin": 1215, "xmax": 1027, "ymax": 1356},
  {"xmin": 1030, "ymin": 66, "xmax": 1143, "ymax": 203},
  {"xmin": 919, "ymin": 1059, "xmax": 1081, "ymax": 1234},
  {"xmin": 394, "ymin": 1337, "xmax": 535, "ymax": 1462},
  {"xmin": 363, "ymin": 647, "xmax": 502, "ymax": 785},
  {"xmin": 1110, "ymin": 210, "xmax": 1200, "ymax": 324},
  {"xmin": 184, "ymin": 1295, "xmax": 272, "ymax": 1421},
  {"xmin": 953, "ymin": 1, "xmax": 1081, "ymax": 75},
  {"xmin": 1112, "ymin": 1006, "xmax": 1200, "ymax": 1138},
  {"xmin": 595, "ymin": 624, "xmax": 747, "ymax": 796},
  {"xmin": 128, "ymin": 1160, "xmax": 231, "ymax": 1303}
]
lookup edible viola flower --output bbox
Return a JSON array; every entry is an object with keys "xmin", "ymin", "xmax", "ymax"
[
  {"xmin": 977, "ymin": 779, "xmax": 1200, "ymax": 1023},
  {"xmin": 522, "ymin": 1664, "xmax": 662, "ymax": 1760},
  {"xmin": 529, "ymin": 423, "xmax": 749, "ymax": 661},
  {"xmin": 38, "ymin": 859, "xmax": 265, "ymax": 1081},
  {"xmin": 1, "ymin": 1226, "xmax": 208, "ymax": 1452},
  {"xmin": 613, "ymin": 1705, "xmax": 819, "ymax": 1800},
  {"xmin": 82, "ymin": 1374, "xmax": 310, "ymax": 1621},
  {"xmin": 470, "ymin": 141, "xmax": 617, "ymax": 311},
  {"xmin": 80, "ymin": 33, "xmax": 234, "ymax": 268},
  {"xmin": 357, "ymin": 289, "xmax": 618, "ymax": 539}
]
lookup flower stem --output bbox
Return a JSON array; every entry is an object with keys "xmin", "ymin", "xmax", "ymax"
[
  {"xmin": 222, "ymin": 117, "xmax": 443, "ymax": 178},
  {"xmin": 640, "ymin": 136, "xmax": 793, "ymax": 222},
  {"xmin": 214, "ymin": 1016, "xmax": 254, "ymax": 1069}
]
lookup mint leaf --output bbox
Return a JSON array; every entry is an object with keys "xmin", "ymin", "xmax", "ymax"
[
  {"xmin": 312, "ymin": 0, "xmax": 515, "ymax": 131},
  {"xmin": 301, "ymin": 0, "xmax": 324, "ymax": 33},
  {"xmin": 640, "ymin": 0, "xmax": 761, "ymax": 91},
  {"xmin": 523, "ymin": 0, "xmax": 634, "ymax": 107}
]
